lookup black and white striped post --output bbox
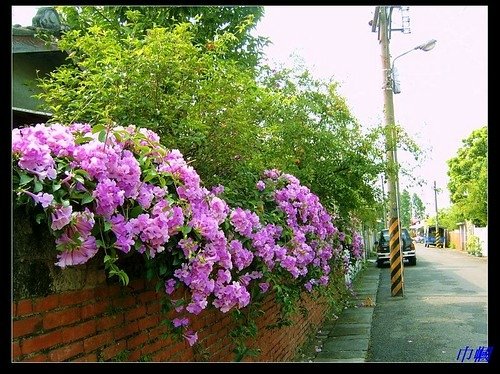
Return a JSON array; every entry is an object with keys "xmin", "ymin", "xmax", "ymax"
[
  {"xmin": 435, "ymin": 228, "xmax": 442, "ymax": 248},
  {"xmin": 377, "ymin": 6, "xmax": 404, "ymax": 296},
  {"xmin": 389, "ymin": 217, "xmax": 404, "ymax": 295}
]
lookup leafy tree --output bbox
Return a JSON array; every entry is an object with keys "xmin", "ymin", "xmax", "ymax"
[
  {"xmin": 255, "ymin": 64, "xmax": 387, "ymax": 222},
  {"xmin": 36, "ymin": 23, "xmax": 267, "ymax": 194},
  {"xmin": 35, "ymin": 6, "xmax": 415, "ymax": 230},
  {"xmin": 411, "ymin": 193, "xmax": 425, "ymax": 221},
  {"xmin": 399, "ymin": 190, "xmax": 411, "ymax": 228},
  {"xmin": 54, "ymin": 6, "xmax": 268, "ymax": 70},
  {"xmin": 447, "ymin": 126, "xmax": 487, "ymax": 226},
  {"xmin": 430, "ymin": 205, "xmax": 465, "ymax": 230}
]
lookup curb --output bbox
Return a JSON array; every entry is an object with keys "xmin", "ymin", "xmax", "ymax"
[{"xmin": 310, "ymin": 261, "xmax": 381, "ymax": 363}]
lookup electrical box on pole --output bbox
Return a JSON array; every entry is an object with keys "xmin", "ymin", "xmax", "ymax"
[{"xmin": 392, "ymin": 65, "xmax": 401, "ymax": 94}]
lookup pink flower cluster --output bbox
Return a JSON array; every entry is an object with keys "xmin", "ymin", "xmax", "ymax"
[
  {"xmin": 350, "ymin": 231, "xmax": 364, "ymax": 261},
  {"xmin": 12, "ymin": 123, "xmax": 347, "ymax": 347},
  {"xmin": 256, "ymin": 169, "xmax": 344, "ymax": 289}
]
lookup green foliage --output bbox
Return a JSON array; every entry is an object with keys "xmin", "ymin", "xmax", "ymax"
[
  {"xmin": 111, "ymin": 349, "xmax": 130, "ymax": 362},
  {"xmin": 230, "ymin": 305, "xmax": 263, "ymax": 362},
  {"xmin": 399, "ymin": 190, "xmax": 411, "ymax": 228},
  {"xmin": 36, "ymin": 22, "xmax": 268, "ymax": 194},
  {"xmin": 138, "ymin": 354, "xmax": 152, "ymax": 362},
  {"xmin": 104, "ymin": 252, "xmax": 129, "ymax": 285},
  {"xmin": 55, "ymin": 6, "xmax": 269, "ymax": 70},
  {"xmin": 466, "ymin": 234, "xmax": 483, "ymax": 257},
  {"xmin": 256, "ymin": 65, "xmax": 386, "ymax": 222},
  {"xmin": 447, "ymin": 126, "xmax": 487, "ymax": 226},
  {"xmin": 35, "ymin": 12, "xmax": 392, "ymax": 228},
  {"xmin": 313, "ymin": 262, "xmax": 350, "ymax": 311},
  {"xmin": 411, "ymin": 193, "xmax": 426, "ymax": 221},
  {"xmin": 431, "ymin": 205, "xmax": 465, "ymax": 230}
]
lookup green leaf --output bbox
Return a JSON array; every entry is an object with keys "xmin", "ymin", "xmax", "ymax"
[
  {"xmin": 75, "ymin": 136, "xmax": 94, "ymax": 144},
  {"xmin": 181, "ymin": 225, "xmax": 192, "ymax": 236},
  {"xmin": 114, "ymin": 131, "xmax": 122, "ymax": 143},
  {"xmin": 81, "ymin": 194, "xmax": 94, "ymax": 205},
  {"xmin": 98, "ymin": 130, "xmax": 107, "ymax": 143},
  {"xmin": 74, "ymin": 169, "xmax": 91, "ymax": 179},
  {"xmin": 19, "ymin": 173, "xmax": 34, "ymax": 186},
  {"xmin": 35, "ymin": 212, "xmax": 45, "ymax": 224},
  {"xmin": 159, "ymin": 264, "xmax": 167, "ymax": 276},
  {"xmin": 52, "ymin": 183, "xmax": 62, "ymax": 192},
  {"xmin": 103, "ymin": 220, "xmax": 112, "ymax": 232},
  {"xmin": 155, "ymin": 281, "xmax": 163, "ymax": 292},
  {"xmin": 119, "ymin": 271, "xmax": 130, "ymax": 285},
  {"xmin": 157, "ymin": 176, "xmax": 166, "ymax": 188},
  {"xmin": 74, "ymin": 174, "xmax": 85, "ymax": 184},
  {"xmin": 146, "ymin": 268, "xmax": 155, "ymax": 281},
  {"xmin": 129, "ymin": 205, "xmax": 143, "ymax": 219},
  {"xmin": 33, "ymin": 180, "xmax": 43, "ymax": 193},
  {"xmin": 143, "ymin": 171, "xmax": 157, "ymax": 183},
  {"xmin": 91, "ymin": 124, "xmax": 106, "ymax": 134}
]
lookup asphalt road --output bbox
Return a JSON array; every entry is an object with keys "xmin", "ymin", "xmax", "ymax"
[{"xmin": 366, "ymin": 244, "xmax": 488, "ymax": 363}]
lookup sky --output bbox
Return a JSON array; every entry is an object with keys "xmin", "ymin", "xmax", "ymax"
[{"xmin": 12, "ymin": 6, "xmax": 488, "ymax": 215}]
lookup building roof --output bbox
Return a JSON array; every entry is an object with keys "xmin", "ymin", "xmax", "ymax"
[
  {"xmin": 12, "ymin": 7, "xmax": 67, "ymax": 120},
  {"xmin": 12, "ymin": 32, "xmax": 59, "ymax": 54},
  {"xmin": 12, "ymin": 20, "xmax": 66, "ymax": 118}
]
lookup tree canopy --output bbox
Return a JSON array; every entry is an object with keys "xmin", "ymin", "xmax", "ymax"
[
  {"xmin": 411, "ymin": 193, "xmax": 426, "ymax": 221},
  {"xmin": 55, "ymin": 6, "xmax": 268, "ymax": 70},
  {"xmin": 446, "ymin": 126, "xmax": 487, "ymax": 226}
]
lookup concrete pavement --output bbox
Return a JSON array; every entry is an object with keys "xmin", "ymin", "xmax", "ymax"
[{"xmin": 302, "ymin": 261, "xmax": 380, "ymax": 363}]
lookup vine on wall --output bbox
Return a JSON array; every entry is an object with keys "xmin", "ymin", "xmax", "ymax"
[{"xmin": 12, "ymin": 122, "xmax": 364, "ymax": 359}]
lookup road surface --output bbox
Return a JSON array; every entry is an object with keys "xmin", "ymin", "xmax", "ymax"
[{"xmin": 367, "ymin": 244, "xmax": 488, "ymax": 363}]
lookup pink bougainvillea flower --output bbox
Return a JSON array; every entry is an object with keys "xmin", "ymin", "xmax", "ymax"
[
  {"xmin": 51, "ymin": 205, "xmax": 73, "ymax": 231},
  {"xmin": 259, "ymin": 282, "xmax": 269, "ymax": 293},
  {"xmin": 55, "ymin": 235, "xmax": 98, "ymax": 268},
  {"xmin": 165, "ymin": 278, "xmax": 176, "ymax": 295},
  {"xmin": 183, "ymin": 330, "xmax": 198, "ymax": 347},
  {"xmin": 24, "ymin": 190, "xmax": 54, "ymax": 208},
  {"xmin": 172, "ymin": 317, "xmax": 189, "ymax": 328}
]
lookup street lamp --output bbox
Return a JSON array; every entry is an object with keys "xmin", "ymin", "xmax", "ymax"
[
  {"xmin": 392, "ymin": 39, "xmax": 437, "ymax": 94},
  {"xmin": 377, "ymin": 6, "xmax": 436, "ymax": 297}
]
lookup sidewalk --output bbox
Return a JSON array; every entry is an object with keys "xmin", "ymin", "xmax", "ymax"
[{"xmin": 307, "ymin": 261, "xmax": 381, "ymax": 363}]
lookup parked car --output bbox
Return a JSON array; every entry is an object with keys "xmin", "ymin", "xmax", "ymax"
[{"xmin": 375, "ymin": 228, "xmax": 416, "ymax": 267}]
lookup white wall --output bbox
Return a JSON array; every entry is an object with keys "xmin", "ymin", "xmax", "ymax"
[{"xmin": 474, "ymin": 226, "xmax": 488, "ymax": 257}]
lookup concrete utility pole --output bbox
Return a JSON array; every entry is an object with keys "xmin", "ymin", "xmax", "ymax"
[
  {"xmin": 381, "ymin": 174, "xmax": 387, "ymax": 228},
  {"xmin": 434, "ymin": 181, "xmax": 439, "ymax": 232},
  {"xmin": 377, "ymin": 6, "xmax": 404, "ymax": 297},
  {"xmin": 372, "ymin": 6, "xmax": 435, "ymax": 296},
  {"xmin": 433, "ymin": 181, "xmax": 444, "ymax": 247}
]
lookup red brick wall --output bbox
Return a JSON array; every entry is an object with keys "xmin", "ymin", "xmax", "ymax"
[{"xmin": 12, "ymin": 278, "xmax": 332, "ymax": 362}]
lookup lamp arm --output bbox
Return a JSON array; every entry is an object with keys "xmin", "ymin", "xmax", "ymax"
[{"xmin": 391, "ymin": 47, "xmax": 417, "ymax": 71}]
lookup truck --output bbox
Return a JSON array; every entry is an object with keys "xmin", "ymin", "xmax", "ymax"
[{"xmin": 424, "ymin": 226, "xmax": 446, "ymax": 247}]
